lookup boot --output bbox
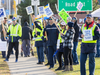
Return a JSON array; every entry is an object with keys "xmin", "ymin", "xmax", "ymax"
[
  {"xmin": 70, "ymin": 65, "xmax": 73, "ymax": 71},
  {"xmin": 63, "ymin": 65, "xmax": 69, "ymax": 72}
]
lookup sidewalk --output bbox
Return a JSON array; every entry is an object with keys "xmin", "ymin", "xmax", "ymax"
[{"xmin": 7, "ymin": 45, "xmax": 56, "ymax": 75}]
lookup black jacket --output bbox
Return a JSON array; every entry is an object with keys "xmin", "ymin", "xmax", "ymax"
[
  {"xmin": 22, "ymin": 22, "xmax": 32, "ymax": 40},
  {"xmin": 73, "ymin": 21, "xmax": 79, "ymax": 42}
]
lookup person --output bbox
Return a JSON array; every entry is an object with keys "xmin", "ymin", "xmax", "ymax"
[
  {"xmin": 4, "ymin": 17, "xmax": 22, "ymax": 62},
  {"xmin": 55, "ymin": 22, "xmax": 67, "ymax": 71},
  {"xmin": 61, "ymin": 22, "xmax": 75, "ymax": 71},
  {"xmin": 22, "ymin": 20, "xmax": 32, "ymax": 57},
  {"xmin": 43, "ymin": 17, "xmax": 59, "ymax": 69},
  {"xmin": 95, "ymin": 17, "xmax": 100, "ymax": 57},
  {"xmin": 72, "ymin": 17, "xmax": 79, "ymax": 65},
  {"xmin": 32, "ymin": 19, "xmax": 44, "ymax": 64},
  {"xmin": 80, "ymin": 14, "xmax": 100, "ymax": 75},
  {"xmin": 0, "ymin": 17, "xmax": 8, "ymax": 58}
]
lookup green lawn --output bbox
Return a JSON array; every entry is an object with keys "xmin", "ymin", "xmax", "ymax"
[
  {"xmin": 0, "ymin": 52, "xmax": 10, "ymax": 75},
  {"xmin": 33, "ymin": 41, "xmax": 100, "ymax": 75}
]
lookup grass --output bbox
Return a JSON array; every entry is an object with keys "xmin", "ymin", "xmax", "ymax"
[
  {"xmin": 0, "ymin": 52, "xmax": 10, "ymax": 75},
  {"xmin": 33, "ymin": 41, "xmax": 100, "ymax": 75}
]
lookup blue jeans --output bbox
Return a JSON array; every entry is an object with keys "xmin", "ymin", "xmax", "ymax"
[
  {"xmin": 48, "ymin": 45, "xmax": 56, "ymax": 67},
  {"xmin": 80, "ymin": 52, "xmax": 95, "ymax": 75},
  {"xmin": 36, "ymin": 46, "xmax": 44, "ymax": 62},
  {"xmin": 96, "ymin": 40, "xmax": 100, "ymax": 57},
  {"xmin": 1, "ymin": 38, "xmax": 6, "ymax": 58},
  {"xmin": 72, "ymin": 42, "xmax": 79, "ymax": 63}
]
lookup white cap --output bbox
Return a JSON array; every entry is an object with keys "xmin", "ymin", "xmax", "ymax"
[
  {"xmin": 60, "ymin": 21, "xmax": 66, "ymax": 25},
  {"xmin": 8, "ymin": 19, "xmax": 12, "ymax": 25}
]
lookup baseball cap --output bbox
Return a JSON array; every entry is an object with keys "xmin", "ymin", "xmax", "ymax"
[
  {"xmin": 60, "ymin": 22, "xmax": 66, "ymax": 26},
  {"xmin": 86, "ymin": 14, "xmax": 92, "ymax": 18},
  {"xmin": 8, "ymin": 20, "xmax": 12, "ymax": 25},
  {"xmin": 12, "ymin": 17, "xmax": 16, "ymax": 21}
]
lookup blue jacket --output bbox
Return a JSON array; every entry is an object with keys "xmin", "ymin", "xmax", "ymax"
[
  {"xmin": 43, "ymin": 24, "xmax": 59, "ymax": 46},
  {"xmin": 96, "ymin": 23, "xmax": 100, "ymax": 28},
  {"xmin": 80, "ymin": 22, "xmax": 100, "ymax": 53}
]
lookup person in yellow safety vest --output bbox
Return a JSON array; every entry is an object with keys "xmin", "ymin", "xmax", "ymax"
[
  {"xmin": 4, "ymin": 17, "xmax": 22, "ymax": 62},
  {"xmin": 55, "ymin": 21, "xmax": 67, "ymax": 71},
  {"xmin": 80, "ymin": 14, "xmax": 100, "ymax": 75},
  {"xmin": 32, "ymin": 19, "xmax": 44, "ymax": 64}
]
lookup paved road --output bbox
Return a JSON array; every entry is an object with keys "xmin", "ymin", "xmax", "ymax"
[{"xmin": 7, "ymin": 45, "xmax": 56, "ymax": 75}]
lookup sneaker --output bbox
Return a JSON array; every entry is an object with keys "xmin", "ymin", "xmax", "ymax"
[
  {"xmin": 15, "ymin": 59, "xmax": 18, "ymax": 62},
  {"xmin": 55, "ymin": 67, "xmax": 62, "ymax": 71},
  {"xmin": 45, "ymin": 63, "xmax": 50, "ymax": 66},
  {"xmin": 28, "ymin": 55, "xmax": 30, "ymax": 57},
  {"xmin": 73, "ymin": 62, "xmax": 79, "ymax": 65},
  {"xmin": 4, "ymin": 58, "xmax": 9, "ymax": 62},
  {"xmin": 49, "ymin": 66, "xmax": 54, "ymax": 69}
]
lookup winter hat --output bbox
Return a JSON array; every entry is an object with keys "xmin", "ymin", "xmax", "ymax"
[
  {"xmin": 67, "ymin": 22, "xmax": 74, "ymax": 28},
  {"xmin": 72, "ymin": 17, "xmax": 77, "ymax": 20}
]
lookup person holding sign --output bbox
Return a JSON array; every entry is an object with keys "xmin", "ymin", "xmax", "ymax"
[
  {"xmin": 0, "ymin": 17, "xmax": 8, "ymax": 58},
  {"xmin": 43, "ymin": 17, "xmax": 59, "ymax": 69},
  {"xmin": 72, "ymin": 17, "xmax": 79, "ymax": 65},
  {"xmin": 4, "ymin": 17, "xmax": 22, "ymax": 62},
  {"xmin": 55, "ymin": 22, "xmax": 67, "ymax": 71},
  {"xmin": 80, "ymin": 14, "xmax": 100, "ymax": 75},
  {"xmin": 32, "ymin": 19, "xmax": 44, "ymax": 64}
]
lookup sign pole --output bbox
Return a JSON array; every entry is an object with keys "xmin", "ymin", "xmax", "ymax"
[
  {"xmin": 74, "ymin": 10, "xmax": 78, "ymax": 17},
  {"xmin": 1, "ymin": 21, "xmax": 6, "ymax": 40},
  {"xmin": 42, "ymin": 15, "xmax": 48, "ymax": 41},
  {"xmin": 30, "ymin": 14, "xmax": 37, "ymax": 34},
  {"xmin": 51, "ymin": 16, "xmax": 61, "ymax": 33}
]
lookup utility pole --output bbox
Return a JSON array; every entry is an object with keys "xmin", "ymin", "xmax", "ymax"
[
  {"xmin": 9, "ymin": 0, "xmax": 11, "ymax": 15},
  {"xmin": 34, "ymin": 5, "xmax": 38, "ymax": 16}
]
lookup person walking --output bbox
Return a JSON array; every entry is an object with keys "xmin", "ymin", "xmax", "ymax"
[
  {"xmin": 61, "ymin": 22, "xmax": 75, "ymax": 71},
  {"xmin": 80, "ymin": 14, "xmax": 100, "ymax": 75},
  {"xmin": 95, "ymin": 17, "xmax": 100, "ymax": 57},
  {"xmin": 0, "ymin": 17, "xmax": 8, "ymax": 58},
  {"xmin": 43, "ymin": 17, "xmax": 59, "ymax": 69},
  {"xmin": 72, "ymin": 17, "xmax": 79, "ymax": 65},
  {"xmin": 4, "ymin": 17, "xmax": 22, "ymax": 62},
  {"xmin": 22, "ymin": 20, "xmax": 32, "ymax": 57}
]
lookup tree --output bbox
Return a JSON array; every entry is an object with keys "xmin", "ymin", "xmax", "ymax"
[
  {"xmin": 93, "ymin": 0, "xmax": 99, "ymax": 11},
  {"xmin": 17, "ymin": 0, "xmax": 31, "ymax": 26}
]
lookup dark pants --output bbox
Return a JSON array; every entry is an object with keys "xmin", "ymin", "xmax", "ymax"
[
  {"xmin": 80, "ymin": 52, "xmax": 95, "ymax": 75},
  {"xmin": 7, "ymin": 42, "xmax": 19, "ymax": 60},
  {"xmin": 72, "ymin": 42, "xmax": 79, "ymax": 63},
  {"xmin": 63, "ymin": 46, "xmax": 73, "ymax": 66},
  {"xmin": 1, "ymin": 38, "xmax": 6, "ymax": 58},
  {"xmin": 22, "ymin": 39, "xmax": 30, "ymax": 56},
  {"xmin": 36, "ymin": 46, "xmax": 44, "ymax": 62},
  {"xmin": 57, "ymin": 52, "xmax": 64, "ymax": 67},
  {"xmin": 48, "ymin": 45, "xmax": 56, "ymax": 67},
  {"xmin": 96, "ymin": 40, "xmax": 100, "ymax": 57},
  {"xmin": 43, "ymin": 42, "xmax": 49, "ymax": 63}
]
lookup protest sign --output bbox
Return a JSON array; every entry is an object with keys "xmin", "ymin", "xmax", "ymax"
[
  {"xmin": 44, "ymin": 6, "xmax": 53, "ymax": 18},
  {"xmin": 31, "ymin": 0, "xmax": 40, "ymax": 6},
  {"xmin": 0, "ymin": 8, "xmax": 6, "ymax": 19},
  {"xmin": 58, "ymin": 9, "xmax": 69, "ymax": 24},
  {"xmin": 83, "ymin": 30, "xmax": 93, "ymax": 41},
  {"xmin": 38, "ymin": 6, "xmax": 45, "ymax": 15},
  {"xmin": 77, "ymin": 2, "xmax": 83, "ymax": 11},
  {"xmin": 26, "ymin": 6, "xmax": 34, "ymax": 15},
  {"xmin": 0, "ymin": 40, "xmax": 7, "ymax": 51}
]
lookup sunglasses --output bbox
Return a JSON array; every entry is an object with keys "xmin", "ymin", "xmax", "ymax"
[
  {"xmin": 60, "ymin": 25, "xmax": 64, "ymax": 27},
  {"xmin": 49, "ymin": 19, "xmax": 52, "ymax": 20}
]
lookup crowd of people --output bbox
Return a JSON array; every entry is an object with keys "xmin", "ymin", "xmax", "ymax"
[{"xmin": 0, "ymin": 13, "xmax": 100, "ymax": 75}]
